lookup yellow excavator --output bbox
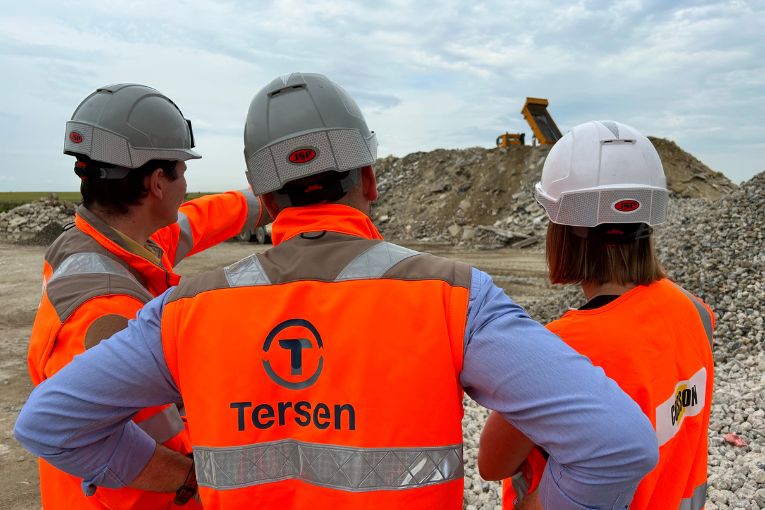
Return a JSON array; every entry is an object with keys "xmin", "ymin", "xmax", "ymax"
[
  {"xmin": 496, "ymin": 132, "xmax": 525, "ymax": 146},
  {"xmin": 496, "ymin": 97, "xmax": 562, "ymax": 147}
]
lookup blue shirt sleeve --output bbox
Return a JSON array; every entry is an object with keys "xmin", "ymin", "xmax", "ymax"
[
  {"xmin": 462, "ymin": 268, "xmax": 658, "ymax": 509},
  {"xmin": 14, "ymin": 289, "xmax": 180, "ymax": 495}
]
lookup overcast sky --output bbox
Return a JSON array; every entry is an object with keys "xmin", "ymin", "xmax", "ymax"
[{"xmin": 1, "ymin": 0, "xmax": 763, "ymax": 192}]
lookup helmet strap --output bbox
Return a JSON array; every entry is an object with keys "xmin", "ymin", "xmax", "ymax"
[
  {"xmin": 572, "ymin": 223, "xmax": 653, "ymax": 244},
  {"xmin": 274, "ymin": 168, "xmax": 361, "ymax": 208},
  {"xmin": 74, "ymin": 160, "xmax": 130, "ymax": 180}
]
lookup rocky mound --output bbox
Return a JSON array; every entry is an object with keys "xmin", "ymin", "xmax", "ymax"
[
  {"xmin": 649, "ymin": 137, "xmax": 738, "ymax": 198},
  {"xmin": 0, "ymin": 196, "xmax": 75, "ymax": 245},
  {"xmin": 373, "ymin": 139, "xmax": 736, "ymax": 248}
]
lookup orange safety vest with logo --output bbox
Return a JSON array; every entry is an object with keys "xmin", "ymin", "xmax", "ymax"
[
  {"xmin": 28, "ymin": 191, "xmax": 264, "ymax": 510},
  {"xmin": 159, "ymin": 204, "xmax": 470, "ymax": 509},
  {"xmin": 502, "ymin": 279, "xmax": 714, "ymax": 510}
]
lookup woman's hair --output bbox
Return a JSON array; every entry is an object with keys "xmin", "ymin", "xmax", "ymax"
[
  {"xmin": 546, "ymin": 222, "xmax": 666, "ymax": 286},
  {"xmin": 78, "ymin": 156, "xmax": 179, "ymax": 216}
]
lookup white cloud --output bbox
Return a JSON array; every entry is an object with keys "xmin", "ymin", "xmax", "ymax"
[{"xmin": 0, "ymin": 0, "xmax": 763, "ymax": 190}]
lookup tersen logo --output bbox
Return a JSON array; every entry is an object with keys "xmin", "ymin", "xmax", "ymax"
[
  {"xmin": 69, "ymin": 131, "xmax": 83, "ymax": 144},
  {"xmin": 263, "ymin": 318, "xmax": 323, "ymax": 389},
  {"xmin": 229, "ymin": 318, "xmax": 356, "ymax": 431},
  {"xmin": 288, "ymin": 147, "xmax": 317, "ymax": 164}
]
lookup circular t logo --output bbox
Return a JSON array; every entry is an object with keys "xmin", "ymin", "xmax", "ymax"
[{"xmin": 262, "ymin": 318, "xmax": 324, "ymax": 390}]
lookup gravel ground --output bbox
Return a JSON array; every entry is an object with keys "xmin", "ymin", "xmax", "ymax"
[
  {"xmin": 1, "ymin": 173, "xmax": 762, "ymax": 508},
  {"xmin": 461, "ymin": 172, "xmax": 765, "ymax": 509}
]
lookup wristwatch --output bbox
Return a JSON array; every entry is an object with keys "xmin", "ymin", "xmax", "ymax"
[{"xmin": 174, "ymin": 457, "xmax": 198, "ymax": 505}]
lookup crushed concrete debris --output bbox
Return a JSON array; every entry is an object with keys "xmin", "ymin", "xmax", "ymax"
[
  {"xmin": 0, "ymin": 195, "xmax": 75, "ymax": 245},
  {"xmin": 373, "ymin": 139, "xmax": 736, "ymax": 249}
]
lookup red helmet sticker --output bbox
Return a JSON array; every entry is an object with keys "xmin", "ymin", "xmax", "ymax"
[
  {"xmin": 614, "ymin": 199, "xmax": 641, "ymax": 212},
  {"xmin": 288, "ymin": 148, "xmax": 317, "ymax": 164},
  {"xmin": 69, "ymin": 131, "xmax": 83, "ymax": 144}
]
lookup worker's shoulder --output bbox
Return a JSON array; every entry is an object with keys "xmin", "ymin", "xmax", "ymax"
[
  {"xmin": 167, "ymin": 266, "xmax": 230, "ymax": 303},
  {"xmin": 381, "ymin": 245, "xmax": 472, "ymax": 289},
  {"xmin": 44, "ymin": 231, "xmax": 153, "ymax": 320},
  {"xmin": 45, "ymin": 223, "xmax": 103, "ymax": 266}
]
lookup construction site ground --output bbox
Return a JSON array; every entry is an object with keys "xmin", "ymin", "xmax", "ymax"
[{"xmin": 0, "ymin": 240, "xmax": 550, "ymax": 510}]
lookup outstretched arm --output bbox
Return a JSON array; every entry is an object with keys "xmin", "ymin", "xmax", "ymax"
[{"xmin": 154, "ymin": 189, "xmax": 270, "ymax": 265}]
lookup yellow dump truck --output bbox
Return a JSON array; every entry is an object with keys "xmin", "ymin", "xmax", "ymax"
[
  {"xmin": 496, "ymin": 97, "xmax": 563, "ymax": 147},
  {"xmin": 521, "ymin": 97, "xmax": 562, "ymax": 145}
]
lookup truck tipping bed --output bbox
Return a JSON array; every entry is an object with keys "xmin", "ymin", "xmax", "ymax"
[{"xmin": 521, "ymin": 98, "xmax": 562, "ymax": 145}]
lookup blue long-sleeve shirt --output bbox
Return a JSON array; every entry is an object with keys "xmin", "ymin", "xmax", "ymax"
[{"xmin": 15, "ymin": 268, "xmax": 657, "ymax": 509}]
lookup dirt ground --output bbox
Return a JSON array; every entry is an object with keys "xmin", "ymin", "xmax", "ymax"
[{"xmin": 0, "ymin": 240, "xmax": 549, "ymax": 510}]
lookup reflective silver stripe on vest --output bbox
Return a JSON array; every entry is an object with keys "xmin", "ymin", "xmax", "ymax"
[
  {"xmin": 240, "ymin": 189, "xmax": 263, "ymax": 233},
  {"xmin": 225, "ymin": 254, "xmax": 271, "ymax": 287},
  {"xmin": 194, "ymin": 439, "xmax": 463, "ymax": 492},
  {"xmin": 335, "ymin": 242, "xmax": 419, "ymax": 281},
  {"xmin": 678, "ymin": 481, "xmax": 706, "ymax": 510},
  {"xmin": 174, "ymin": 212, "xmax": 194, "ymax": 265},
  {"xmin": 49, "ymin": 252, "xmax": 146, "ymax": 292},
  {"xmin": 675, "ymin": 284, "xmax": 714, "ymax": 347},
  {"xmin": 137, "ymin": 405, "xmax": 185, "ymax": 444}
]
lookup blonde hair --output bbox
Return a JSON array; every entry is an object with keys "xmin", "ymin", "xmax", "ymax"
[{"xmin": 546, "ymin": 222, "xmax": 666, "ymax": 286}]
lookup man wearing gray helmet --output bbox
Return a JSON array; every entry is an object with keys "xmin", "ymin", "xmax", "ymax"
[
  {"xmin": 25, "ymin": 84, "xmax": 268, "ymax": 509},
  {"xmin": 16, "ymin": 74, "xmax": 658, "ymax": 509}
]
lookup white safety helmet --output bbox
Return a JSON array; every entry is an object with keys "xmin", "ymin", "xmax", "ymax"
[
  {"xmin": 65, "ymin": 84, "xmax": 200, "ymax": 177},
  {"xmin": 535, "ymin": 120, "xmax": 668, "ymax": 227},
  {"xmin": 243, "ymin": 72, "xmax": 378, "ymax": 195}
]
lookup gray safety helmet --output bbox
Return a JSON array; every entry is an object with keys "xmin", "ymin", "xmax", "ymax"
[
  {"xmin": 64, "ymin": 84, "xmax": 200, "ymax": 174},
  {"xmin": 244, "ymin": 73, "xmax": 378, "ymax": 195}
]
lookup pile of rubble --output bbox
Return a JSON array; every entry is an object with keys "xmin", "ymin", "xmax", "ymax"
[
  {"xmin": 0, "ymin": 196, "xmax": 75, "ymax": 245},
  {"xmin": 373, "ymin": 138, "xmax": 736, "ymax": 248},
  {"xmin": 461, "ymin": 172, "xmax": 765, "ymax": 509}
]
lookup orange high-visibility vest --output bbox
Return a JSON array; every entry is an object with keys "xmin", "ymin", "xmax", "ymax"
[
  {"xmin": 502, "ymin": 279, "xmax": 714, "ymax": 510},
  {"xmin": 28, "ymin": 192, "xmax": 261, "ymax": 510},
  {"xmin": 160, "ymin": 204, "xmax": 470, "ymax": 509}
]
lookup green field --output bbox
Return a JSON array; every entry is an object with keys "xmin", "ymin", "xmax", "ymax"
[
  {"xmin": 0, "ymin": 192, "xmax": 81, "ymax": 213},
  {"xmin": 0, "ymin": 192, "xmax": 214, "ymax": 213}
]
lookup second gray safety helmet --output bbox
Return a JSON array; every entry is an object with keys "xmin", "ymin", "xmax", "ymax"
[
  {"xmin": 64, "ymin": 84, "xmax": 200, "ymax": 172},
  {"xmin": 244, "ymin": 73, "xmax": 378, "ymax": 194}
]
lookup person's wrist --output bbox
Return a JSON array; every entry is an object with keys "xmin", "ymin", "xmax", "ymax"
[{"xmin": 173, "ymin": 455, "xmax": 197, "ymax": 505}]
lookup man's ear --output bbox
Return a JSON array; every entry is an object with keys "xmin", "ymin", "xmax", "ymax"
[
  {"xmin": 361, "ymin": 166, "xmax": 378, "ymax": 202},
  {"xmin": 261, "ymin": 192, "xmax": 281, "ymax": 219},
  {"xmin": 145, "ymin": 168, "xmax": 164, "ymax": 199}
]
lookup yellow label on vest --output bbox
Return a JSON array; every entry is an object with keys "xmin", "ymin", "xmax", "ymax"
[{"xmin": 655, "ymin": 367, "xmax": 706, "ymax": 446}]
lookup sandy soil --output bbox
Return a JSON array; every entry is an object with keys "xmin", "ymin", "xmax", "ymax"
[{"xmin": 0, "ymin": 240, "xmax": 548, "ymax": 510}]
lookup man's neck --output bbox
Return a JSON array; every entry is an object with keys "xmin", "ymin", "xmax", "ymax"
[{"xmin": 87, "ymin": 205, "xmax": 156, "ymax": 245}]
